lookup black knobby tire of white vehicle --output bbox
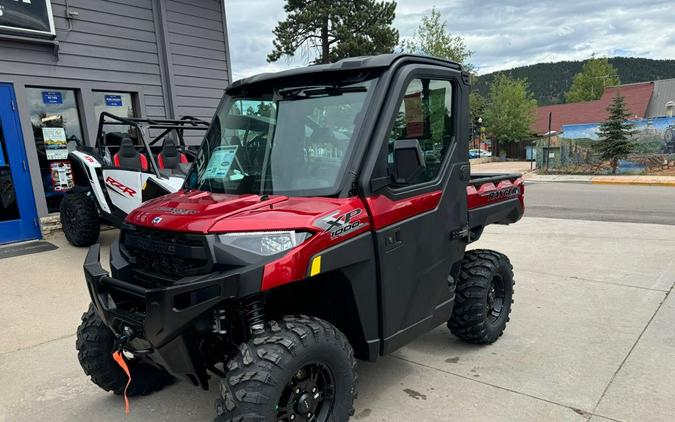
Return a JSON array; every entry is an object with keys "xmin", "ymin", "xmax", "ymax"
[
  {"xmin": 215, "ymin": 315, "xmax": 357, "ymax": 422},
  {"xmin": 448, "ymin": 249, "xmax": 514, "ymax": 344},
  {"xmin": 60, "ymin": 192, "xmax": 100, "ymax": 247},
  {"xmin": 76, "ymin": 304, "xmax": 174, "ymax": 396}
]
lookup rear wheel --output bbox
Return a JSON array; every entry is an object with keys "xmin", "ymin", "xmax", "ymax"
[
  {"xmin": 76, "ymin": 304, "xmax": 174, "ymax": 396},
  {"xmin": 215, "ymin": 316, "xmax": 357, "ymax": 422},
  {"xmin": 60, "ymin": 192, "xmax": 100, "ymax": 246},
  {"xmin": 448, "ymin": 249, "xmax": 514, "ymax": 344}
]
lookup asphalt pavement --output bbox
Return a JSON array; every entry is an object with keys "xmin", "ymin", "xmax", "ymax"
[{"xmin": 525, "ymin": 182, "xmax": 675, "ymax": 225}]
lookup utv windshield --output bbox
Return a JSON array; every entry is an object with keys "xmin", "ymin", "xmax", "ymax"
[{"xmin": 185, "ymin": 77, "xmax": 377, "ymax": 196}]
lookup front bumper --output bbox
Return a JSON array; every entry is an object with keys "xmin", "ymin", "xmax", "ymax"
[{"xmin": 83, "ymin": 242, "xmax": 262, "ymax": 382}]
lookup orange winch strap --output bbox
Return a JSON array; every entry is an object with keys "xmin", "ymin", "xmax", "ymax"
[{"xmin": 112, "ymin": 351, "xmax": 131, "ymax": 415}]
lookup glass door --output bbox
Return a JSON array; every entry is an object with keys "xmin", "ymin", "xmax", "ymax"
[{"xmin": 0, "ymin": 84, "xmax": 40, "ymax": 244}]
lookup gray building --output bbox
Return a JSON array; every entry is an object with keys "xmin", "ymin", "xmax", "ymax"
[
  {"xmin": 0, "ymin": 0, "xmax": 231, "ymax": 244},
  {"xmin": 645, "ymin": 78, "xmax": 675, "ymax": 118}
]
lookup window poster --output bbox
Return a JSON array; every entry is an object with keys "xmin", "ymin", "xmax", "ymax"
[
  {"xmin": 42, "ymin": 127, "xmax": 68, "ymax": 160},
  {"xmin": 49, "ymin": 161, "xmax": 74, "ymax": 192}
]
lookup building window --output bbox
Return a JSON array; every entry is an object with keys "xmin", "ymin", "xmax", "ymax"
[
  {"xmin": 93, "ymin": 91, "xmax": 136, "ymax": 119},
  {"xmin": 26, "ymin": 87, "xmax": 84, "ymax": 213},
  {"xmin": 93, "ymin": 91, "xmax": 137, "ymax": 134}
]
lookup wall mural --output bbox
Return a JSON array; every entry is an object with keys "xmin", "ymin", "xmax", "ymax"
[{"xmin": 545, "ymin": 116, "xmax": 675, "ymax": 174}]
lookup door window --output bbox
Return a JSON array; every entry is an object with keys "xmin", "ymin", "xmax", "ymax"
[
  {"xmin": 0, "ymin": 120, "xmax": 20, "ymax": 222},
  {"xmin": 388, "ymin": 78, "xmax": 454, "ymax": 185},
  {"xmin": 26, "ymin": 87, "xmax": 84, "ymax": 212}
]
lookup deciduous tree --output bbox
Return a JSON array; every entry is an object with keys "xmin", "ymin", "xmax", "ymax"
[
  {"xmin": 402, "ymin": 7, "xmax": 473, "ymax": 70},
  {"xmin": 484, "ymin": 74, "xmax": 537, "ymax": 155},
  {"xmin": 565, "ymin": 57, "xmax": 620, "ymax": 103}
]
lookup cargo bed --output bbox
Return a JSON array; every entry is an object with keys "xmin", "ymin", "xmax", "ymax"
[{"xmin": 466, "ymin": 173, "xmax": 524, "ymax": 242}]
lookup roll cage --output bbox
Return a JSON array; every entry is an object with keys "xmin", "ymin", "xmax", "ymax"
[{"xmin": 94, "ymin": 112, "xmax": 210, "ymax": 177}]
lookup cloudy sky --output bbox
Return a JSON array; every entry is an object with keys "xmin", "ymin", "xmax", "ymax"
[{"xmin": 224, "ymin": 0, "xmax": 675, "ymax": 80}]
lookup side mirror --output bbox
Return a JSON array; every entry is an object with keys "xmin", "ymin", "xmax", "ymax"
[{"xmin": 392, "ymin": 139, "xmax": 426, "ymax": 185}]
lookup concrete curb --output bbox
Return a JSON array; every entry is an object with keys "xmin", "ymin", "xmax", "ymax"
[
  {"xmin": 591, "ymin": 180, "xmax": 675, "ymax": 187},
  {"xmin": 524, "ymin": 175, "xmax": 675, "ymax": 187}
]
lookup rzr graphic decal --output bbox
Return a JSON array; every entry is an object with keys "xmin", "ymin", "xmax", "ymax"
[
  {"xmin": 105, "ymin": 176, "xmax": 137, "ymax": 198},
  {"xmin": 314, "ymin": 208, "xmax": 368, "ymax": 238}
]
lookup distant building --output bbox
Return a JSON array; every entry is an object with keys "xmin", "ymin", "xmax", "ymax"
[
  {"xmin": 533, "ymin": 82, "xmax": 654, "ymax": 135},
  {"xmin": 645, "ymin": 78, "xmax": 675, "ymax": 118}
]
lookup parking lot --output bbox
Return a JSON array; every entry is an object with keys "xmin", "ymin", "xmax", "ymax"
[{"xmin": 1, "ymin": 206, "xmax": 675, "ymax": 421}]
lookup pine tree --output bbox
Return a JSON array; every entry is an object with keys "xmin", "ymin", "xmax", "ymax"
[
  {"xmin": 268, "ymin": 0, "xmax": 399, "ymax": 64},
  {"xmin": 596, "ymin": 94, "xmax": 636, "ymax": 174}
]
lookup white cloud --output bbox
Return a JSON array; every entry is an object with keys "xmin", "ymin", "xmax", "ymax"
[{"xmin": 225, "ymin": 0, "xmax": 675, "ymax": 79}]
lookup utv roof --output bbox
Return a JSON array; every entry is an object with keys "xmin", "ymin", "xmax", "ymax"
[{"xmin": 227, "ymin": 54, "xmax": 463, "ymax": 93}]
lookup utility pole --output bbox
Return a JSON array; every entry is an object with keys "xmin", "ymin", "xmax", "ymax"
[{"xmin": 546, "ymin": 111, "xmax": 552, "ymax": 171}]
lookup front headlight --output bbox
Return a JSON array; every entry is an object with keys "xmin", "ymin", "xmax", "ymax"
[{"xmin": 217, "ymin": 231, "xmax": 311, "ymax": 256}]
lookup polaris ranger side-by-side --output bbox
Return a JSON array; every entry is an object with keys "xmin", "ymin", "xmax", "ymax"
[{"xmin": 77, "ymin": 54, "xmax": 525, "ymax": 421}]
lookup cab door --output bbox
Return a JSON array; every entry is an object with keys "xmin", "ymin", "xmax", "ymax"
[
  {"xmin": 362, "ymin": 65, "xmax": 470, "ymax": 354},
  {"xmin": 0, "ymin": 84, "xmax": 41, "ymax": 244}
]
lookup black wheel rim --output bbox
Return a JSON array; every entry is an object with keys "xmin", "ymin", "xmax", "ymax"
[
  {"xmin": 276, "ymin": 362, "xmax": 335, "ymax": 422},
  {"xmin": 486, "ymin": 274, "xmax": 506, "ymax": 323}
]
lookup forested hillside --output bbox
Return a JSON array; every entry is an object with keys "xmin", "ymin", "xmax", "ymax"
[{"xmin": 474, "ymin": 57, "xmax": 675, "ymax": 105}]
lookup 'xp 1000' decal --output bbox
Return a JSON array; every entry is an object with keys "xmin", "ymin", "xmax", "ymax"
[
  {"xmin": 482, "ymin": 186, "xmax": 520, "ymax": 201},
  {"xmin": 315, "ymin": 209, "xmax": 368, "ymax": 238},
  {"xmin": 105, "ymin": 176, "xmax": 137, "ymax": 197}
]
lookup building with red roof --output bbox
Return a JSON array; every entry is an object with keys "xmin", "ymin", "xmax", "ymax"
[{"xmin": 532, "ymin": 82, "xmax": 655, "ymax": 135}]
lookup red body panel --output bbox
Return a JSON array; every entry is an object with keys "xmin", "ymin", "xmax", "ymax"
[{"xmin": 365, "ymin": 190, "xmax": 442, "ymax": 230}]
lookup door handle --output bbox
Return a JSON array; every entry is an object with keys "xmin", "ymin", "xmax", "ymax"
[{"xmin": 383, "ymin": 228, "xmax": 402, "ymax": 252}]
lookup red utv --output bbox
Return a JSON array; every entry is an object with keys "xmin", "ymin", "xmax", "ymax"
[{"xmin": 76, "ymin": 54, "xmax": 524, "ymax": 421}]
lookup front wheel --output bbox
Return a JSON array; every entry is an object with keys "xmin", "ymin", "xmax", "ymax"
[
  {"xmin": 76, "ymin": 304, "xmax": 174, "ymax": 396},
  {"xmin": 216, "ymin": 316, "xmax": 357, "ymax": 422},
  {"xmin": 60, "ymin": 191, "xmax": 100, "ymax": 246},
  {"xmin": 448, "ymin": 249, "xmax": 514, "ymax": 344}
]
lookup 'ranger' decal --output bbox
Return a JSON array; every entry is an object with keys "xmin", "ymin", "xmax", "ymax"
[{"xmin": 482, "ymin": 186, "xmax": 520, "ymax": 201}]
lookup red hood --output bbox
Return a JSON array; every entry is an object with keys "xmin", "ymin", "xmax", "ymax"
[{"xmin": 127, "ymin": 189, "xmax": 355, "ymax": 234}]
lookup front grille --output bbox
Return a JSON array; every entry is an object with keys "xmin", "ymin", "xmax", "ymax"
[{"xmin": 121, "ymin": 226, "xmax": 210, "ymax": 283}]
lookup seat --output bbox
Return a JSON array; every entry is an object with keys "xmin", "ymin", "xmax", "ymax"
[
  {"xmin": 157, "ymin": 139, "xmax": 188, "ymax": 170},
  {"xmin": 113, "ymin": 137, "xmax": 148, "ymax": 171}
]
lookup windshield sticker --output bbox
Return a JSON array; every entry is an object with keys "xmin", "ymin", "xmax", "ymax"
[
  {"xmin": 315, "ymin": 208, "xmax": 367, "ymax": 238},
  {"xmin": 203, "ymin": 145, "xmax": 238, "ymax": 179}
]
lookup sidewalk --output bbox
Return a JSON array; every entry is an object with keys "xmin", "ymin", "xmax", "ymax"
[
  {"xmin": 470, "ymin": 161, "xmax": 675, "ymax": 186},
  {"xmin": 525, "ymin": 173, "xmax": 675, "ymax": 186}
]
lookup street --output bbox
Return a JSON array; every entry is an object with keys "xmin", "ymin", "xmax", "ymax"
[
  {"xmin": 1, "ymin": 183, "xmax": 675, "ymax": 421},
  {"xmin": 525, "ymin": 182, "xmax": 675, "ymax": 225}
]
